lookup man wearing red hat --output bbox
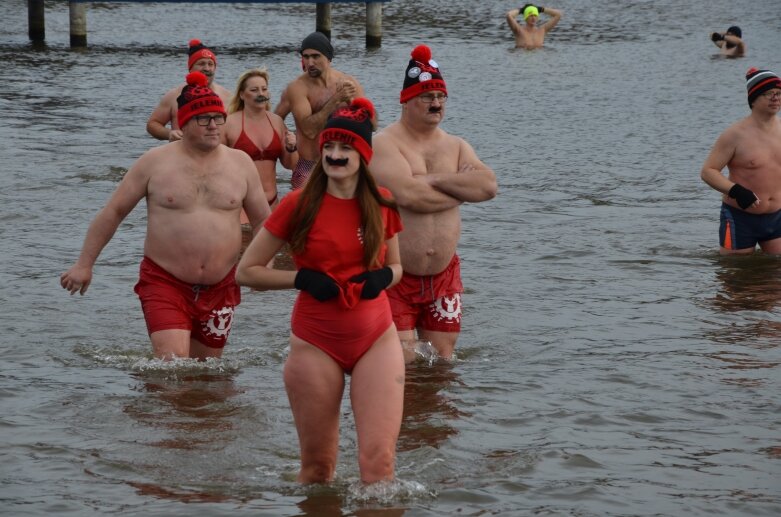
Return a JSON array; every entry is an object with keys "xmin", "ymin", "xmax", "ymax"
[
  {"xmin": 274, "ymin": 32, "xmax": 365, "ymax": 189},
  {"xmin": 371, "ymin": 45, "xmax": 498, "ymax": 362},
  {"xmin": 62, "ymin": 72, "xmax": 270, "ymax": 360},
  {"xmin": 146, "ymin": 39, "xmax": 233, "ymax": 142}
]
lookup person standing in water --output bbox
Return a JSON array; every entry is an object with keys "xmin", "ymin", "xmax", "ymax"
[{"xmin": 506, "ymin": 4, "xmax": 563, "ymax": 49}]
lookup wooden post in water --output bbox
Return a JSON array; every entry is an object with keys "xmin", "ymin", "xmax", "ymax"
[
  {"xmin": 366, "ymin": 2, "xmax": 382, "ymax": 48},
  {"xmin": 315, "ymin": 2, "xmax": 332, "ymax": 40},
  {"xmin": 69, "ymin": 1, "xmax": 87, "ymax": 47},
  {"xmin": 28, "ymin": 0, "xmax": 45, "ymax": 43}
]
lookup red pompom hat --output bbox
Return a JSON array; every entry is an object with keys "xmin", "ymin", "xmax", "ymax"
[
  {"xmin": 187, "ymin": 39, "xmax": 217, "ymax": 70},
  {"xmin": 176, "ymin": 72, "xmax": 226, "ymax": 128},
  {"xmin": 319, "ymin": 98, "xmax": 376, "ymax": 164},
  {"xmin": 400, "ymin": 45, "xmax": 447, "ymax": 103}
]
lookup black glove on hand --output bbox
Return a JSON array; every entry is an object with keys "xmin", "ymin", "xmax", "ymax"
[
  {"xmin": 350, "ymin": 267, "xmax": 393, "ymax": 300},
  {"xmin": 520, "ymin": 4, "xmax": 531, "ymax": 13},
  {"xmin": 294, "ymin": 268, "xmax": 340, "ymax": 302},
  {"xmin": 711, "ymin": 32, "xmax": 724, "ymax": 42},
  {"xmin": 728, "ymin": 183, "xmax": 758, "ymax": 210},
  {"xmin": 539, "ymin": 6, "xmax": 545, "ymax": 12}
]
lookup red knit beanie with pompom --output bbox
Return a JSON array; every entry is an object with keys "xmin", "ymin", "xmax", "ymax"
[
  {"xmin": 187, "ymin": 39, "xmax": 217, "ymax": 70},
  {"xmin": 176, "ymin": 71, "xmax": 226, "ymax": 128},
  {"xmin": 400, "ymin": 45, "xmax": 447, "ymax": 103},
  {"xmin": 319, "ymin": 97, "xmax": 376, "ymax": 164}
]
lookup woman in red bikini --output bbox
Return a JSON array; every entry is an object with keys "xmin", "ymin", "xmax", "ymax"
[
  {"xmin": 236, "ymin": 98, "xmax": 405, "ymax": 485},
  {"xmin": 223, "ymin": 68, "xmax": 298, "ymax": 222}
]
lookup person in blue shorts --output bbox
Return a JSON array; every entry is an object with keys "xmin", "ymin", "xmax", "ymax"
[{"xmin": 701, "ymin": 68, "xmax": 781, "ymax": 254}]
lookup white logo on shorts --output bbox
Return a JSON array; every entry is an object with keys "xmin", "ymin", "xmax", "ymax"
[
  {"xmin": 202, "ymin": 306, "xmax": 234, "ymax": 338},
  {"xmin": 429, "ymin": 293, "xmax": 462, "ymax": 323}
]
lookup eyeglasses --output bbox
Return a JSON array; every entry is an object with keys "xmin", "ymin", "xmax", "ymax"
[
  {"xmin": 194, "ymin": 114, "xmax": 226, "ymax": 126},
  {"xmin": 418, "ymin": 93, "xmax": 448, "ymax": 104},
  {"xmin": 760, "ymin": 90, "xmax": 781, "ymax": 101}
]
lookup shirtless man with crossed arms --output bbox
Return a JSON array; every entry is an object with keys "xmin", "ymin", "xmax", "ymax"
[{"xmin": 371, "ymin": 45, "xmax": 498, "ymax": 361}]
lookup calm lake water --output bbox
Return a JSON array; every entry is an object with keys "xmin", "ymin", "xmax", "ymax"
[{"xmin": 2, "ymin": 0, "xmax": 780, "ymax": 515}]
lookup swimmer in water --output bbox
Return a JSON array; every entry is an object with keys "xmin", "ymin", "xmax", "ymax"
[
  {"xmin": 710, "ymin": 25, "xmax": 746, "ymax": 58},
  {"xmin": 506, "ymin": 4, "xmax": 563, "ymax": 49}
]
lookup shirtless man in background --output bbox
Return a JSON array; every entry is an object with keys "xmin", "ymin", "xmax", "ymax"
[
  {"xmin": 710, "ymin": 26, "xmax": 746, "ymax": 58},
  {"xmin": 146, "ymin": 39, "xmax": 233, "ymax": 142},
  {"xmin": 371, "ymin": 45, "xmax": 497, "ymax": 360},
  {"xmin": 700, "ymin": 68, "xmax": 781, "ymax": 254},
  {"xmin": 506, "ymin": 4, "xmax": 562, "ymax": 49},
  {"xmin": 62, "ymin": 73, "xmax": 270, "ymax": 360},
  {"xmin": 274, "ymin": 32, "xmax": 364, "ymax": 189}
]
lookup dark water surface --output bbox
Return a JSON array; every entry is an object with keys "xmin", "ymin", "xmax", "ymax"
[{"xmin": 2, "ymin": 0, "xmax": 780, "ymax": 515}]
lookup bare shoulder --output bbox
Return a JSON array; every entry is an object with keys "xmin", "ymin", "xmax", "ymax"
[
  {"xmin": 160, "ymin": 84, "xmax": 184, "ymax": 104},
  {"xmin": 374, "ymin": 122, "xmax": 405, "ymax": 147}
]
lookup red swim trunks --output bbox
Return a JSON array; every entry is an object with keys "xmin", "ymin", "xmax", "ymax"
[
  {"xmin": 133, "ymin": 257, "xmax": 241, "ymax": 349},
  {"xmin": 386, "ymin": 255, "xmax": 463, "ymax": 333}
]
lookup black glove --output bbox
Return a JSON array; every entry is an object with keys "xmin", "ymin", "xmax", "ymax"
[
  {"xmin": 728, "ymin": 183, "xmax": 758, "ymax": 210},
  {"xmin": 520, "ymin": 4, "xmax": 531, "ymax": 13},
  {"xmin": 294, "ymin": 268, "xmax": 340, "ymax": 302},
  {"xmin": 711, "ymin": 32, "xmax": 724, "ymax": 42},
  {"xmin": 350, "ymin": 267, "xmax": 393, "ymax": 300},
  {"xmin": 539, "ymin": 6, "xmax": 545, "ymax": 13}
]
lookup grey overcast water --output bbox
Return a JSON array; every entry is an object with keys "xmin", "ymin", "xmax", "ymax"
[{"xmin": 1, "ymin": 0, "xmax": 780, "ymax": 515}]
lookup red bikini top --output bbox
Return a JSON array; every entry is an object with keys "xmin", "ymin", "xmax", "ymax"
[{"xmin": 233, "ymin": 111, "xmax": 283, "ymax": 162}]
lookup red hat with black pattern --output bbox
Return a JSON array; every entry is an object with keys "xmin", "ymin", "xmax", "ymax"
[
  {"xmin": 187, "ymin": 39, "xmax": 217, "ymax": 70},
  {"xmin": 176, "ymin": 71, "xmax": 226, "ymax": 128},
  {"xmin": 400, "ymin": 45, "xmax": 447, "ymax": 103},
  {"xmin": 319, "ymin": 98, "xmax": 376, "ymax": 164}
]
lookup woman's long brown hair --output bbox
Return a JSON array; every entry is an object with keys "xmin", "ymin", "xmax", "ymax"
[{"xmin": 289, "ymin": 159, "xmax": 397, "ymax": 269}]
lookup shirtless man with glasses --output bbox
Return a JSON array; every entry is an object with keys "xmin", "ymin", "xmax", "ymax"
[
  {"xmin": 701, "ymin": 68, "xmax": 781, "ymax": 255},
  {"xmin": 62, "ymin": 73, "xmax": 270, "ymax": 360}
]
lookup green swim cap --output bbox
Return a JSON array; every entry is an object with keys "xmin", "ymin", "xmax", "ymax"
[{"xmin": 523, "ymin": 5, "xmax": 539, "ymax": 20}]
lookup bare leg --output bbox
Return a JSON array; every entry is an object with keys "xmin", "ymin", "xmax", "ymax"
[
  {"xmin": 396, "ymin": 328, "xmax": 419, "ymax": 364},
  {"xmin": 418, "ymin": 329, "xmax": 459, "ymax": 360},
  {"xmin": 759, "ymin": 237, "xmax": 781, "ymax": 255},
  {"xmin": 150, "ymin": 329, "xmax": 191, "ymax": 360},
  {"xmin": 350, "ymin": 326, "xmax": 405, "ymax": 483},
  {"xmin": 719, "ymin": 245, "xmax": 756, "ymax": 255},
  {"xmin": 189, "ymin": 338, "xmax": 224, "ymax": 360},
  {"xmin": 284, "ymin": 334, "xmax": 345, "ymax": 483}
]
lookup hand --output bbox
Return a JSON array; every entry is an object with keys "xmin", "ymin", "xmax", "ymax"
[
  {"xmin": 294, "ymin": 268, "xmax": 340, "ymax": 301},
  {"xmin": 711, "ymin": 32, "xmax": 724, "ymax": 42},
  {"xmin": 284, "ymin": 129, "xmax": 297, "ymax": 152},
  {"xmin": 728, "ymin": 183, "xmax": 759, "ymax": 210},
  {"xmin": 335, "ymin": 80, "xmax": 358, "ymax": 104},
  {"xmin": 168, "ymin": 129, "xmax": 183, "ymax": 142},
  {"xmin": 60, "ymin": 264, "xmax": 93, "ymax": 295},
  {"xmin": 350, "ymin": 267, "xmax": 393, "ymax": 299},
  {"xmin": 539, "ymin": 6, "xmax": 545, "ymax": 13}
]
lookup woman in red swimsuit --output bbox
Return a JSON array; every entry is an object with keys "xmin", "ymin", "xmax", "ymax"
[
  {"xmin": 222, "ymin": 68, "xmax": 298, "ymax": 222},
  {"xmin": 236, "ymin": 98, "xmax": 405, "ymax": 485}
]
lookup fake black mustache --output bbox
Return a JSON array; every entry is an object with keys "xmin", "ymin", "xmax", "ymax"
[
  {"xmin": 428, "ymin": 106, "xmax": 442, "ymax": 113},
  {"xmin": 254, "ymin": 95, "xmax": 270, "ymax": 103},
  {"xmin": 325, "ymin": 156, "xmax": 349, "ymax": 166}
]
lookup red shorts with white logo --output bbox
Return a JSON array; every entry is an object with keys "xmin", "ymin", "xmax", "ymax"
[
  {"xmin": 133, "ymin": 257, "xmax": 241, "ymax": 349},
  {"xmin": 387, "ymin": 255, "xmax": 463, "ymax": 333}
]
